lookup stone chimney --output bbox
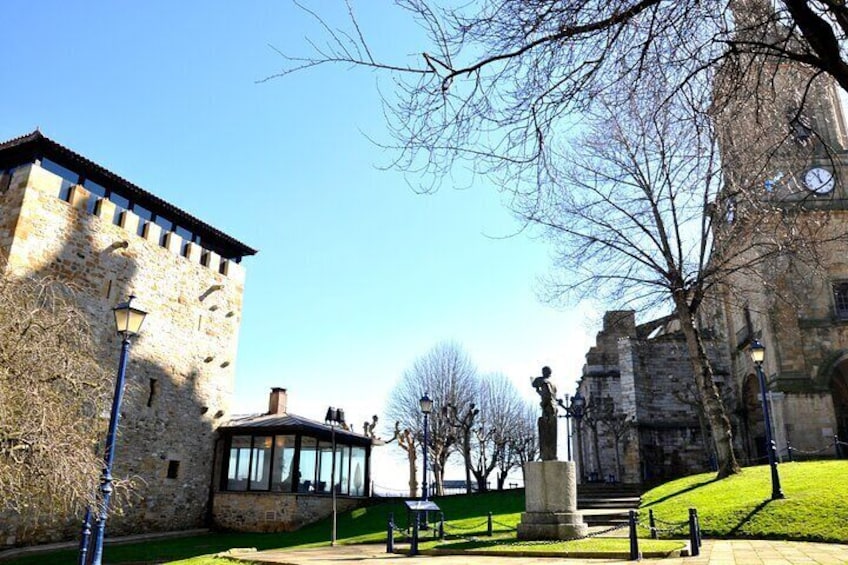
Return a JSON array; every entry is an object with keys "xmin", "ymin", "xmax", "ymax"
[{"xmin": 269, "ymin": 387, "xmax": 287, "ymax": 415}]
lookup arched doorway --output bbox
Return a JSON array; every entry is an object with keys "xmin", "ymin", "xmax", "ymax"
[
  {"xmin": 742, "ymin": 373, "xmax": 765, "ymax": 462},
  {"xmin": 831, "ymin": 361, "xmax": 848, "ymax": 456}
]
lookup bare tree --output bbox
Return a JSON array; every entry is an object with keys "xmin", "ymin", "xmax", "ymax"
[
  {"xmin": 385, "ymin": 341, "xmax": 477, "ymax": 495},
  {"xmin": 269, "ymin": 1, "xmax": 848, "ymax": 196},
  {"xmin": 467, "ymin": 374, "xmax": 525, "ymax": 491},
  {"xmin": 0, "ymin": 274, "xmax": 113, "ymax": 543},
  {"xmin": 442, "ymin": 400, "xmax": 478, "ymax": 493},
  {"xmin": 383, "ymin": 422, "xmax": 419, "ymax": 498},
  {"xmin": 536, "ymin": 74, "xmax": 844, "ymax": 478},
  {"xmin": 275, "ymin": 1, "xmax": 848, "ymax": 480},
  {"xmin": 508, "ymin": 403, "xmax": 539, "ymax": 481}
]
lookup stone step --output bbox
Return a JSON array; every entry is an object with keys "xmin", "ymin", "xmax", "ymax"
[
  {"xmin": 579, "ymin": 498, "xmax": 641, "ymax": 510},
  {"xmin": 581, "ymin": 508, "xmax": 634, "ymax": 527}
]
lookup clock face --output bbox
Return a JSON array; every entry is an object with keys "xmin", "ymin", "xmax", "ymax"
[{"xmin": 803, "ymin": 167, "xmax": 834, "ymax": 194}]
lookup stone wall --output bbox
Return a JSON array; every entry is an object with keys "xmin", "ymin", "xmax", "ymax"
[
  {"xmin": 579, "ymin": 311, "xmax": 733, "ymax": 485},
  {"xmin": 0, "ymin": 163, "xmax": 247, "ymax": 545},
  {"xmin": 212, "ymin": 493, "xmax": 362, "ymax": 533}
]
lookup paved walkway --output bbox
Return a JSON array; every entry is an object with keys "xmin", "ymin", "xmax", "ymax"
[{"xmin": 223, "ymin": 539, "xmax": 848, "ymax": 564}]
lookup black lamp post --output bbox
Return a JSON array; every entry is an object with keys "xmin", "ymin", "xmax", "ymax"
[
  {"xmin": 750, "ymin": 339, "xmax": 784, "ymax": 500},
  {"xmin": 572, "ymin": 392, "xmax": 586, "ymax": 481},
  {"xmin": 557, "ymin": 391, "xmax": 586, "ymax": 462},
  {"xmin": 86, "ymin": 296, "xmax": 147, "ymax": 565},
  {"xmin": 419, "ymin": 394, "xmax": 433, "ymax": 500},
  {"xmin": 325, "ymin": 406, "xmax": 346, "ymax": 546}
]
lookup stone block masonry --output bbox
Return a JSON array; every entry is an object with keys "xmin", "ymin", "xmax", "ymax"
[{"xmin": 0, "ymin": 160, "xmax": 249, "ymax": 545}]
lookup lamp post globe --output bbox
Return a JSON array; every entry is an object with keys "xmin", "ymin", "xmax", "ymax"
[{"xmin": 749, "ymin": 339, "xmax": 784, "ymax": 500}]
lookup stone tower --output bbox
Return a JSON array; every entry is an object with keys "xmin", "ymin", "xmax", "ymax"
[
  {"xmin": 711, "ymin": 1, "xmax": 848, "ymax": 464},
  {"xmin": 0, "ymin": 131, "xmax": 256, "ymax": 545}
]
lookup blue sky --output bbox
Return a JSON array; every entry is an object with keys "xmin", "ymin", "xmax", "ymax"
[{"xmin": 1, "ymin": 2, "xmax": 596, "ymax": 481}]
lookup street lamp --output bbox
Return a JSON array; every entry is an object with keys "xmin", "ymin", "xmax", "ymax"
[
  {"xmin": 572, "ymin": 392, "xmax": 586, "ymax": 482},
  {"xmin": 557, "ymin": 391, "xmax": 586, "ymax": 462},
  {"xmin": 419, "ymin": 394, "xmax": 433, "ymax": 500},
  {"xmin": 325, "ymin": 406, "xmax": 346, "ymax": 546},
  {"xmin": 85, "ymin": 295, "xmax": 147, "ymax": 565},
  {"xmin": 750, "ymin": 339, "xmax": 784, "ymax": 500}
]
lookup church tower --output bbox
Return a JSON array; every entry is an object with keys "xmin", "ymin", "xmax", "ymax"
[{"xmin": 712, "ymin": 0, "xmax": 848, "ymax": 463}]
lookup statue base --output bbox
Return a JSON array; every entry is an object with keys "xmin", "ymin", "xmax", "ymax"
[{"xmin": 517, "ymin": 460, "xmax": 588, "ymax": 540}]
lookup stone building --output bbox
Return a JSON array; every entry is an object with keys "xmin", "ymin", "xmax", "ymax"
[
  {"xmin": 0, "ymin": 131, "xmax": 256, "ymax": 545},
  {"xmin": 212, "ymin": 388, "xmax": 374, "ymax": 532},
  {"xmin": 711, "ymin": 0, "xmax": 848, "ymax": 467},
  {"xmin": 574, "ymin": 311, "xmax": 732, "ymax": 485},
  {"xmin": 575, "ymin": 1, "xmax": 848, "ymax": 486}
]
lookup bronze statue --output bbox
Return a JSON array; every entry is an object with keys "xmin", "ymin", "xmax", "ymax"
[{"xmin": 533, "ymin": 366, "xmax": 558, "ymax": 460}]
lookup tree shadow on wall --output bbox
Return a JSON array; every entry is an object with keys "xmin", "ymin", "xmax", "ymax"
[{"xmin": 5, "ymin": 170, "xmax": 236, "ymax": 544}]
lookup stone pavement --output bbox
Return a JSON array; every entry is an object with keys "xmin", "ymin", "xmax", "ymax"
[{"xmin": 223, "ymin": 539, "xmax": 848, "ymax": 564}]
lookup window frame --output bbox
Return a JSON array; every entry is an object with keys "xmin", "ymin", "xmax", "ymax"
[
  {"xmin": 221, "ymin": 431, "xmax": 369, "ymax": 497},
  {"xmin": 833, "ymin": 281, "xmax": 848, "ymax": 320}
]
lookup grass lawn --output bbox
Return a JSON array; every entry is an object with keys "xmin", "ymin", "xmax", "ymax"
[
  {"xmin": 640, "ymin": 459, "xmax": 848, "ymax": 542},
  {"xmin": 8, "ymin": 460, "xmax": 848, "ymax": 564}
]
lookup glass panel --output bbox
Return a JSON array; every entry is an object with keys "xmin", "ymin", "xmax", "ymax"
[
  {"xmin": 298, "ymin": 437, "xmax": 317, "ymax": 493},
  {"xmin": 317, "ymin": 441, "xmax": 334, "ymax": 494},
  {"xmin": 249, "ymin": 436, "xmax": 272, "ymax": 491},
  {"xmin": 109, "ymin": 192, "xmax": 130, "ymax": 209},
  {"xmin": 350, "ymin": 447, "xmax": 366, "ymax": 496},
  {"xmin": 226, "ymin": 435, "xmax": 251, "ymax": 491},
  {"xmin": 175, "ymin": 225, "xmax": 193, "ymax": 241},
  {"xmin": 109, "ymin": 193, "xmax": 129, "ymax": 225},
  {"xmin": 336, "ymin": 444, "xmax": 350, "ymax": 495},
  {"xmin": 154, "ymin": 215, "xmax": 172, "ymax": 246},
  {"xmin": 271, "ymin": 435, "xmax": 296, "ymax": 492},
  {"xmin": 84, "ymin": 180, "xmax": 107, "ymax": 215},
  {"xmin": 834, "ymin": 283, "xmax": 848, "ymax": 319},
  {"xmin": 133, "ymin": 205, "xmax": 152, "ymax": 237},
  {"xmin": 84, "ymin": 180, "xmax": 107, "ymax": 197},
  {"xmin": 154, "ymin": 215, "xmax": 172, "ymax": 232},
  {"xmin": 133, "ymin": 204, "xmax": 152, "ymax": 220},
  {"xmin": 42, "ymin": 159, "xmax": 77, "ymax": 201}
]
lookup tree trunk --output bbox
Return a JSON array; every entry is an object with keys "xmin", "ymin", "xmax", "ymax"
[
  {"xmin": 591, "ymin": 424, "xmax": 603, "ymax": 479},
  {"xmin": 407, "ymin": 449, "xmax": 418, "ymax": 498},
  {"xmin": 463, "ymin": 429, "xmax": 473, "ymax": 493},
  {"xmin": 674, "ymin": 294, "xmax": 741, "ymax": 478}
]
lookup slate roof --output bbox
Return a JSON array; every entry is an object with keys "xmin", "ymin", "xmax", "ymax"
[{"xmin": 0, "ymin": 130, "xmax": 257, "ymax": 260}]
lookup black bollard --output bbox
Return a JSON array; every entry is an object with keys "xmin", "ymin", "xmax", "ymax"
[
  {"xmin": 787, "ymin": 442, "xmax": 794, "ymax": 462},
  {"xmin": 628, "ymin": 510, "xmax": 640, "ymax": 561},
  {"xmin": 410, "ymin": 514, "xmax": 419, "ymax": 556},
  {"xmin": 439, "ymin": 512, "xmax": 445, "ymax": 539},
  {"xmin": 649, "ymin": 509, "xmax": 657, "ymax": 539},
  {"xmin": 688, "ymin": 508, "xmax": 700, "ymax": 557},
  {"xmin": 386, "ymin": 512, "xmax": 394, "ymax": 554},
  {"xmin": 487, "ymin": 512, "xmax": 493, "ymax": 536},
  {"xmin": 695, "ymin": 508, "xmax": 702, "ymax": 548}
]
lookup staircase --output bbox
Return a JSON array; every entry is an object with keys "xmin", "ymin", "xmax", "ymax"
[{"xmin": 577, "ymin": 483, "xmax": 641, "ymax": 526}]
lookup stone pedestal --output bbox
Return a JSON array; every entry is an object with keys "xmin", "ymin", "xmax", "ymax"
[{"xmin": 517, "ymin": 460, "xmax": 588, "ymax": 540}]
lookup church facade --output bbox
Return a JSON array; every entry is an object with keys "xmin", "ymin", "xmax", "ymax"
[{"xmin": 574, "ymin": 7, "xmax": 848, "ymax": 485}]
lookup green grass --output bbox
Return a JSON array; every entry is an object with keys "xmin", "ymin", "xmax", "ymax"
[
  {"xmin": 641, "ymin": 460, "xmax": 848, "ymax": 542},
  {"xmin": 7, "ymin": 491, "xmax": 526, "ymax": 565},
  {"xmin": 8, "ymin": 461, "xmax": 848, "ymax": 564}
]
